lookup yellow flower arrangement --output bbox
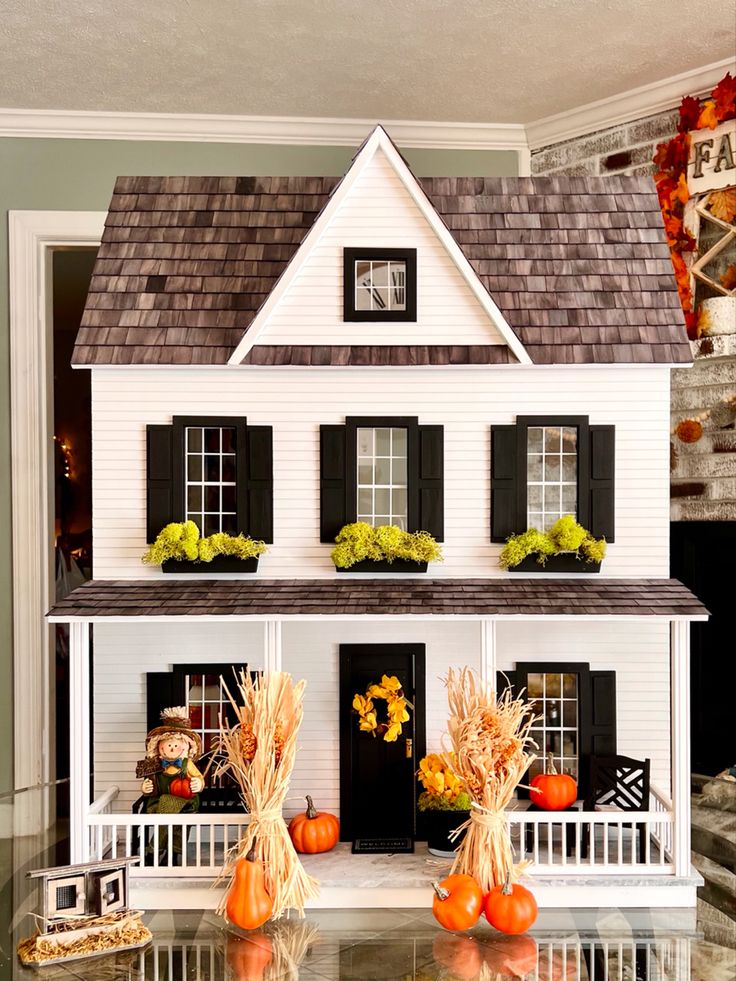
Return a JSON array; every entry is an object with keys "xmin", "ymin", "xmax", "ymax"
[
  {"xmin": 352, "ymin": 675, "xmax": 412, "ymax": 742},
  {"xmin": 417, "ymin": 753, "xmax": 471, "ymax": 812}
]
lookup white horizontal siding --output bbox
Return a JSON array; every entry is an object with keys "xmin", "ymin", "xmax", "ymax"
[
  {"xmin": 281, "ymin": 620, "xmax": 480, "ymax": 819},
  {"xmin": 91, "ymin": 365, "xmax": 671, "ymax": 579},
  {"xmin": 256, "ymin": 150, "xmax": 508, "ymax": 347},
  {"xmin": 93, "ymin": 621, "xmax": 264, "ymax": 810},
  {"xmin": 496, "ymin": 620, "xmax": 671, "ymax": 795}
]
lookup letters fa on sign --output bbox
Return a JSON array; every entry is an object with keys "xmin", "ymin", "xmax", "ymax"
[{"xmin": 688, "ymin": 120, "xmax": 736, "ymax": 196}]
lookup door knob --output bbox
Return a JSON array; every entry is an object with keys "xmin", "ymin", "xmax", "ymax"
[{"xmin": 405, "ymin": 738, "xmax": 413, "ymax": 759}]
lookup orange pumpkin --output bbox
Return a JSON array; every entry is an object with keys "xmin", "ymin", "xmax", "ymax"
[
  {"xmin": 483, "ymin": 873, "xmax": 537, "ymax": 935},
  {"xmin": 169, "ymin": 776, "xmax": 195, "ymax": 799},
  {"xmin": 530, "ymin": 754, "xmax": 577, "ymax": 811},
  {"xmin": 432, "ymin": 874, "xmax": 483, "ymax": 932},
  {"xmin": 225, "ymin": 847, "xmax": 274, "ymax": 931},
  {"xmin": 483, "ymin": 934, "xmax": 538, "ymax": 975},
  {"xmin": 225, "ymin": 931, "xmax": 273, "ymax": 980},
  {"xmin": 432, "ymin": 934, "xmax": 483, "ymax": 979},
  {"xmin": 288, "ymin": 796, "xmax": 339, "ymax": 854}
]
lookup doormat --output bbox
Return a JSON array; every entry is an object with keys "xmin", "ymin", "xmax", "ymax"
[{"xmin": 352, "ymin": 838, "xmax": 414, "ymax": 854}]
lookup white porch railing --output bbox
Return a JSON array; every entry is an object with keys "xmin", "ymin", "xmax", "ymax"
[
  {"xmin": 86, "ymin": 785, "xmax": 675, "ymax": 878},
  {"xmin": 506, "ymin": 784, "xmax": 675, "ymax": 875}
]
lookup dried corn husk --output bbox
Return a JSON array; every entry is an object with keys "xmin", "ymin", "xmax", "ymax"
[
  {"xmin": 443, "ymin": 667, "xmax": 538, "ymax": 892},
  {"xmin": 216, "ymin": 670, "xmax": 319, "ymax": 919},
  {"xmin": 17, "ymin": 911, "xmax": 151, "ymax": 965}
]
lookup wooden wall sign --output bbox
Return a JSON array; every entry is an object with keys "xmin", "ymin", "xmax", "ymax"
[{"xmin": 688, "ymin": 120, "xmax": 736, "ymax": 195}]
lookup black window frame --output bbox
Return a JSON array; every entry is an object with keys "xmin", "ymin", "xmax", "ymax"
[
  {"xmin": 345, "ymin": 416, "xmax": 420, "ymax": 530},
  {"xmin": 343, "ymin": 247, "xmax": 417, "ymax": 322},
  {"xmin": 172, "ymin": 415, "xmax": 248, "ymax": 537},
  {"xmin": 516, "ymin": 415, "xmax": 590, "ymax": 532}
]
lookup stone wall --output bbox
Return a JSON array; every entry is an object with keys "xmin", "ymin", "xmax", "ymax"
[
  {"xmin": 533, "ymin": 106, "xmax": 736, "ymax": 522},
  {"xmin": 531, "ymin": 108, "xmax": 678, "ymax": 177},
  {"xmin": 671, "ymin": 336, "xmax": 736, "ymax": 522}
]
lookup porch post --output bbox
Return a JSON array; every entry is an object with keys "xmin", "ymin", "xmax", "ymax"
[
  {"xmin": 670, "ymin": 619, "xmax": 691, "ymax": 876},
  {"xmin": 69, "ymin": 620, "xmax": 90, "ymax": 864},
  {"xmin": 264, "ymin": 620, "xmax": 282, "ymax": 673},
  {"xmin": 479, "ymin": 620, "xmax": 497, "ymax": 684}
]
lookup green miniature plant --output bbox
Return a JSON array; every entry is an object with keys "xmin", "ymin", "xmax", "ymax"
[
  {"xmin": 142, "ymin": 522, "xmax": 268, "ymax": 565},
  {"xmin": 417, "ymin": 789, "xmax": 472, "ymax": 812},
  {"xmin": 331, "ymin": 522, "xmax": 442, "ymax": 569},
  {"xmin": 499, "ymin": 516, "xmax": 606, "ymax": 570}
]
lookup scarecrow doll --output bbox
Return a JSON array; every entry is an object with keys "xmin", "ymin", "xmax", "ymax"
[{"xmin": 136, "ymin": 707, "xmax": 205, "ymax": 863}]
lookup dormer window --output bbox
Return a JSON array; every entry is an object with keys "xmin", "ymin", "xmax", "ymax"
[{"xmin": 343, "ymin": 248, "xmax": 417, "ymax": 322}]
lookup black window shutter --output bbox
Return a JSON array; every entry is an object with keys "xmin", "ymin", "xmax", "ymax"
[
  {"xmin": 146, "ymin": 671, "xmax": 185, "ymax": 732},
  {"xmin": 417, "ymin": 425, "xmax": 444, "ymax": 541},
  {"xmin": 146, "ymin": 425, "xmax": 174, "ymax": 542},
  {"xmin": 580, "ymin": 669, "xmax": 617, "ymax": 795},
  {"xmin": 320, "ymin": 425, "xmax": 347, "ymax": 543},
  {"xmin": 491, "ymin": 425, "xmax": 519, "ymax": 542},
  {"xmin": 245, "ymin": 427, "xmax": 273, "ymax": 543},
  {"xmin": 588, "ymin": 426, "xmax": 616, "ymax": 542}
]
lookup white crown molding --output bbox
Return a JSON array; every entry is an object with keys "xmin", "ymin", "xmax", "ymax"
[
  {"xmin": 526, "ymin": 58, "xmax": 736, "ymax": 150},
  {"xmin": 0, "ymin": 108, "xmax": 527, "ymax": 151}
]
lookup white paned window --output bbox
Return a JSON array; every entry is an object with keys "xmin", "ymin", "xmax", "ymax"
[
  {"xmin": 185, "ymin": 426, "xmax": 237, "ymax": 537},
  {"xmin": 185, "ymin": 671, "xmax": 227, "ymax": 756},
  {"xmin": 528, "ymin": 671, "xmax": 579, "ymax": 781},
  {"xmin": 356, "ymin": 427, "xmax": 408, "ymax": 528},
  {"xmin": 355, "ymin": 259, "xmax": 407, "ymax": 312},
  {"xmin": 527, "ymin": 425, "xmax": 578, "ymax": 531}
]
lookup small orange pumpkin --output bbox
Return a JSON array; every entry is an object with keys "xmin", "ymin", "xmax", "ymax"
[
  {"xmin": 225, "ymin": 846, "xmax": 274, "ymax": 931},
  {"xmin": 226, "ymin": 931, "xmax": 273, "ymax": 980},
  {"xmin": 288, "ymin": 796, "xmax": 339, "ymax": 854},
  {"xmin": 483, "ymin": 873, "xmax": 538, "ymax": 935},
  {"xmin": 432, "ymin": 874, "xmax": 483, "ymax": 932},
  {"xmin": 432, "ymin": 934, "xmax": 484, "ymax": 979},
  {"xmin": 169, "ymin": 776, "xmax": 195, "ymax": 799},
  {"xmin": 483, "ymin": 934, "xmax": 538, "ymax": 975},
  {"xmin": 530, "ymin": 754, "xmax": 577, "ymax": 811}
]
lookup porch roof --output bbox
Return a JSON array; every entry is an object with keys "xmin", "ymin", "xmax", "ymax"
[{"xmin": 46, "ymin": 577, "xmax": 708, "ymax": 622}]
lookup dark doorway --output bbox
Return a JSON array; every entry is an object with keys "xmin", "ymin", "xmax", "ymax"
[
  {"xmin": 671, "ymin": 521, "xmax": 735, "ymax": 775},
  {"xmin": 339, "ymin": 644, "xmax": 425, "ymax": 852},
  {"xmin": 52, "ymin": 248, "xmax": 97, "ymax": 799}
]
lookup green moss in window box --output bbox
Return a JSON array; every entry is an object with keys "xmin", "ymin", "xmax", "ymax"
[
  {"xmin": 499, "ymin": 515, "xmax": 606, "ymax": 570},
  {"xmin": 417, "ymin": 790, "xmax": 472, "ymax": 813},
  {"xmin": 142, "ymin": 521, "xmax": 268, "ymax": 567},
  {"xmin": 330, "ymin": 522, "xmax": 442, "ymax": 570}
]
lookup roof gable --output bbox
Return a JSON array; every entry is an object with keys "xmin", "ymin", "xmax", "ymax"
[{"xmin": 228, "ymin": 127, "xmax": 529, "ymax": 364}]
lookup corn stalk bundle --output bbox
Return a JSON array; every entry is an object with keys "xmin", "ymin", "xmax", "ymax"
[
  {"xmin": 444, "ymin": 667, "xmax": 538, "ymax": 892},
  {"xmin": 216, "ymin": 670, "xmax": 319, "ymax": 918}
]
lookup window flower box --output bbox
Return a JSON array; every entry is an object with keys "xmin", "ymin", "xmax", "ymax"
[
  {"xmin": 510, "ymin": 553, "xmax": 601, "ymax": 574},
  {"xmin": 161, "ymin": 556, "xmax": 259, "ymax": 574},
  {"xmin": 335, "ymin": 559, "xmax": 427, "ymax": 574}
]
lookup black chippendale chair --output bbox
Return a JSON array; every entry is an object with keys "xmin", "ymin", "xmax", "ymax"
[{"xmin": 581, "ymin": 754, "xmax": 650, "ymax": 862}]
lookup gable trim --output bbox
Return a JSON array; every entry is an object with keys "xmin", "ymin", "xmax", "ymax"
[{"xmin": 227, "ymin": 126, "xmax": 531, "ymax": 366}]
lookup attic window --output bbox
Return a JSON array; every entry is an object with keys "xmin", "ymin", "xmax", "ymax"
[{"xmin": 343, "ymin": 248, "xmax": 417, "ymax": 322}]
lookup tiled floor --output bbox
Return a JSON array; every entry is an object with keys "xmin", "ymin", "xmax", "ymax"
[{"xmin": 2, "ymin": 786, "xmax": 734, "ymax": 979}]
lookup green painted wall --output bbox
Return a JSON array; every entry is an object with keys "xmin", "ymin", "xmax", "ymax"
[{"xmin": 0, "ymin": 136, "xmax": 518, "ymax": 794}]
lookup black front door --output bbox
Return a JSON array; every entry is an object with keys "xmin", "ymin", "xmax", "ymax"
[{"xmin": 339, "ymin": 644, "xmax": 426, "ymax": 851}]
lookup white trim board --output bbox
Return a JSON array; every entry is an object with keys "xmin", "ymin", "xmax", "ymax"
[
  {"xmin": 0, "ymin": 109, "xmax": 527, "ymax": 151},
  {"xmin": 46, "ymin": 614, "xmax": 708, "ymax": 624},
  {"xmin": 526, "ymin": 58, "xmax": 736, "ymax": 149},
  {"xmin": 228, "ymin": 126, "xmax": 531, "ymax": 365},
  {"xmin": 9, "ymin": 210, "xmax": 105, "ymax": 797}
]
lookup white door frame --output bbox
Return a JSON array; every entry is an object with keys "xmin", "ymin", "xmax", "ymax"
[{"xmin": 9, "ymin": 210, "xmax": 105, "ymax": 796}]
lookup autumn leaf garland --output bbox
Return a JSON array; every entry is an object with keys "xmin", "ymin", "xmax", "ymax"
[
  {"xmin": 653, "ymin": 72, "xmax": 736, "ymax": 339},
  {"xmin": 352, "ymin": 674, "xmax": 413, "ymax": 742}
]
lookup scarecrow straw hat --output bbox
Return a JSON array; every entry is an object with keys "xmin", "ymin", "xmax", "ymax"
[{"xmin": 145, "ymin": 706, "xmax": 202, "ymax": 760}]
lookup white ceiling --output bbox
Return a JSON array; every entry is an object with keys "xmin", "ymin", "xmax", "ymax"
[{"xmin": 1, "ymin": 0, "xmax": 734, "ymax": 124}]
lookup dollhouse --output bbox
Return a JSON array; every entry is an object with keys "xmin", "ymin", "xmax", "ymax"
[{"xmin": 48, "ymin": 126, "xmax": 707, "ymax": 911}]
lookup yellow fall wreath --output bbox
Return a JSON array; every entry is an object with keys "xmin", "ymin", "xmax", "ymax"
[{"xmin": 352, "ymin": 674, "xmax": 413, "ymax": 742}]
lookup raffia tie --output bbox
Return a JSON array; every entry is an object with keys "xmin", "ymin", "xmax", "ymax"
[{"xmin": 448, "ymin": 804, "xmax": 506, "ymax": 842}]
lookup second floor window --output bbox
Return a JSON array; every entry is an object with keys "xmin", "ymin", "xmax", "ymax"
[
  {"xmin": 185, "ymin": 424, "xmax": 238, "ymax": 536},
  {"xmin": 526, "ymin": 425, "xmax": 578, "ymax": 531},
  {"xmin": 357, "ymin": 426, "xmax": 408, "ymax": 528}
]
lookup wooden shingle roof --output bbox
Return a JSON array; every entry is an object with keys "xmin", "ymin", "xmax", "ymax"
[
  {"xmin": 47, "ymin": 578, "xmax": 707, "ymax": 621},
  {"xmin": 73, "ymin": 173, "xmax": 690, "ymax": 367}
]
